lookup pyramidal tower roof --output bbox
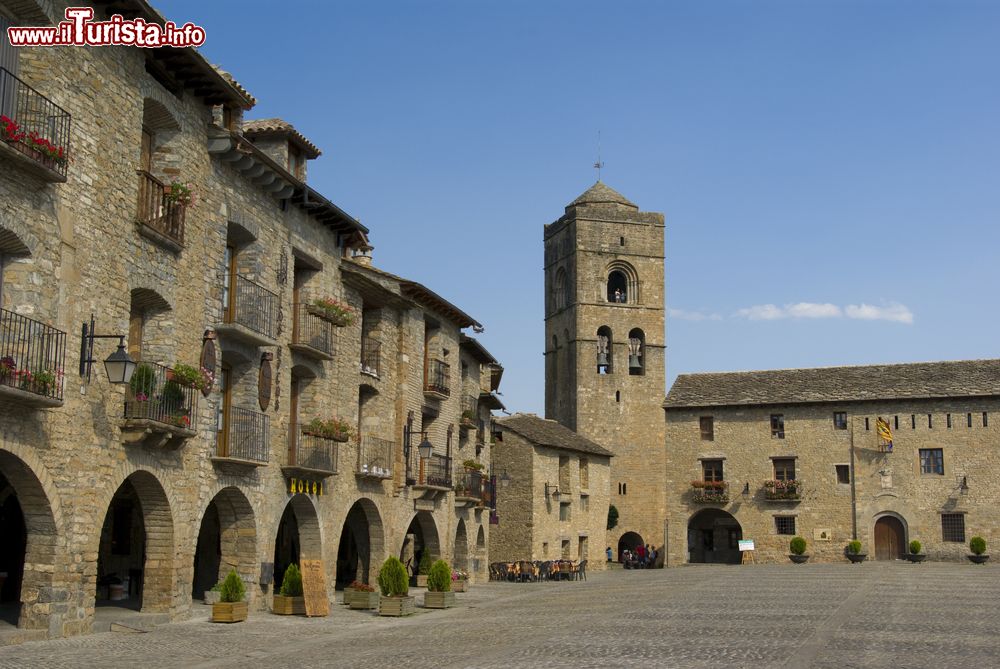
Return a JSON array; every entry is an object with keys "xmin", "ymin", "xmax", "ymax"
[{"xmin": 567, "ymin": 181, "xmax": 637, "ymax": 209}]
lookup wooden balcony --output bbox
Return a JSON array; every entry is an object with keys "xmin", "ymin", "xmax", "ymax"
[
  {"xmin": 0, "ymin": 308, "xmax": 66, "ymax": 408},
  {"xmin": 135, "ymin": 170, "xmax": 186, "ymax": 251}
]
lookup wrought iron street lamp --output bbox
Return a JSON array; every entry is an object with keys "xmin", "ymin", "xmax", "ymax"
[{"xmin": 79, "ymin": 314, "xmax": 136, "ymax": 384}]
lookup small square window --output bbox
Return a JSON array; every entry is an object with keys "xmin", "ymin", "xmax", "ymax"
[
  {"xmin": 941, "ymin": 514, "xmax": 965, "ymax": 543},
  {"xmin": 702, "ymin": 459, "xmax": 724, "ymax": 483},
  {"xmin": 775, "ymin": 516, "xmax": 796, "ymax": 535},
  {"xmin": 833, "ymin": 412, "xmax": 847, "ymax": 430},
  {"xmin": 864, "ymin": 417, "xmax": 870, "ymax": 431},
  {"xmin": 919, "ymin": 448, "xmax": 944, "ymax": 475},
  {"xmin": 770, "ymin": 414, "xmax": 785, "ymax": 439},
  {"xmin": 542, "ymin": 542, "xmax": 549, "ymax": 557},
  {"xmin": 967, "ymin": 413, "xmax": 973, "ymax": 428},
  {"xmin": 835, "ymin": 464, "xmax": 851, "ymax": 484},
  {"xmin": 699, "ymin": 416, "xmax": 714, "ymax": 441},
  {"xmin": 773, "ymin": 458, "xmax": 796, "ymax": 481},
  {"xmin": 561, "ymin": 539, "xmax": 571, "ymax": 559},
  {"xmin": 559, "ymin": 502, "xmax": 571, "ymax": 522}
]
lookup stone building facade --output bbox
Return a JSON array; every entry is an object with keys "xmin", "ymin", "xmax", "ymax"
[
  {"xmin": 490, "ymin": 414, "xmax": 612, "ymax": 569},
  {"xmin": 663, "ymin": 360, "xmax": 1000, "ymax": 566},
  {"xmin": 0, "ymin": 0, "xmax": 502, "ymax": 642},
  {"xmin": 543, "ymin": 183, "xmax": 666, "ymax": 558}
]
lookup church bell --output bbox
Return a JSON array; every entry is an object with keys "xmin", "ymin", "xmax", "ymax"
[{"xmin": 629, "ymin": 353, "xmax": 641, "ymax": 369}]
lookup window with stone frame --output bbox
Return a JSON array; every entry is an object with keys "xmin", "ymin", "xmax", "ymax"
[
  {"xmin": 919, "ymin": 448, "xmax": 944, "ymax": 475},
  {"xmin": 580, "ymin": 494, "xmax": 589, "ymax": 512},
  {"xmin": 833, "ymin": 412, "xmax": 848, "ymax": 430},
  {"xmin": 941, "ymin": 513, "xmax": 965, "ymax": 543},
  {"xmin": 774, "ymin": 516, "xmax": 796, "ymax": 535},
  {"xmin": 578, "ymin": 536, "xmax": 588, "ymax": 560},
  {"xmin": 561, "ymin": 540, "xmax": 571, "ymax": 559},
  {"xmin": 773, "ymin": 458, "xmax": 796, "ymax": 481},
  {"xmin": 770, "ymin": 414, "xmax": 785, "ymax": 439},
  {"xmin": 702, "ymin": 459, "xmax": 724, "ymax": 483},
  {"xmin": 699, "ymin": 416, "xmax": 714, "ymax": 441},
  {"xmin": 559, "ymin": 502, "xmax": 571, "ymax": 522},
  {"xmin": 835, "ymin": 464, "xmax": 851, "ymax": 485},
  {"xmin": 579, "ymin": 457, "xmax": 589, "ymax": 489}
]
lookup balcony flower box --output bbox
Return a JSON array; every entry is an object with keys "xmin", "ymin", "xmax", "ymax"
[
  {"xmin": 303, "ymin": 418, "xmax": 353, "ymax": 443},
  {"xmin": 308, "ymin": 297, "xmax": 355, "ymax": 327},
  {"xmin": 690, "ymin": 480, "xmax": 729, "ymax": 504},
  {"xmin": 763, "ymin": 479, "xmax": 801, "ymax": 501}
]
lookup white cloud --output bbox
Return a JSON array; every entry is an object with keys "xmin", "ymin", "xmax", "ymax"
[
  {"xmin": 668, "ymin": 308, "xmax": 722, "ymax": 322},
  {"xmin": 734, "ymin": 304, "xmax": 786, "ymax": 320},
  {"xmin": 845, "ymin": 303, "xmax": 914, "ymax": 324},
  {"xmin": 785, "ymin": 302, "xmax": 842, "ymax": 319}
]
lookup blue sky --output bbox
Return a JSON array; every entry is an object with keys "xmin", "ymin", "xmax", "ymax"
[{"xmin": 165, "ymin": 1, "xmax": 999, "ymax": 414}]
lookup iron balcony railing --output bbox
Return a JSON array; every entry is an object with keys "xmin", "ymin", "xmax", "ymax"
[
  {"xmin": 360, "ymin": 336, "xmax": 381, "ymax": 378},
  {"xmin": 357, "ymin": 435, "xmax": 394, "ymax": 479},
  {"xmin": 690, "ymin": 481, "xmax": 729, "ymax": 504},
  {"xmin": 0, "ymin": 67, "xmax": 72, "ymax": 178},
  {"xmin": 224, "ymin": 274, "xmax": 278, "ymax": 340},
  {"xmin": 288, "ymin": 423, "xmax": 338, "ymax": 474},
  {"xmin": 460, "ymin": 394, "xmax": 477, "ymax": 427},
  {"xmin": 291, "ymin": 303, "xmax": 334, "ymax": 356},
  {"xmin": 124, "ymin": 360, "xmax": 198, "ymax": 429},
  {"xmin": 136, "ymin": 170, "xmax": 185, "ymax": 245},
  {"xmin": 763, "ymin": 479, "xmax": 802, "ymax": 501},
  {"xmin": 218, "ymin": 406, "xmax": 269, "ymax": 464},
  {"xmin": 0, "ymin": 308, "xmax": 66, "ymax": 401},
  {"xmin": 425, "ymin": 359, "xmax": 450, "ymax": 397},
  {"xmin": 412, "ymin": 452, "xmax": 452, "ymax": 488},
  {"xmin": 455, "ymin": 469, "xmax": 487, "ymax": 502}
]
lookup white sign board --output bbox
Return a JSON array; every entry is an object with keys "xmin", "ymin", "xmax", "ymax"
[{"xmin": 738, "ymin": 539, "xmax": 755, "ymax": 552}]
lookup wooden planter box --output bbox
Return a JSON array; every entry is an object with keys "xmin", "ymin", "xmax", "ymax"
[
  {"xmin": 212, "ymin": 601, "xmax": 248, "ymax": 623},
  {"xmin": 423, "ymin": 591, "xmax": 456, "ymax": 609},
  {"xmin": 272, "ymin": 594, "xmax": 306, "ymax": 615},
  {"xmin": 342, "ymin": 587, "xmax": 356, "ymax": 605},
  {"xmin": 378, "ymin": 595, "xmax": 415, "ymax": 617},
  {"xmin": 349, "ymin": 590, "xmax": 380, "ymax": 610},
  {"xmin": 452, "ymin": 580, "xmax": 467, "ymax": 593}
]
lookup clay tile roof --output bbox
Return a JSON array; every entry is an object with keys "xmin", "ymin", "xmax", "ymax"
[
  {"xmin": 497, "ymin": 414, "xmax": 614, "ymax": 458},
  {"xmin": 568, "ymin": 181, "xmax": 637, "ymax": 209},
  {"xmin": 243, "ymin": 118, "xmax": 321, "ymax": 158},
  {"xmin": 212, "ymin": 67, "xmax": 257, "ymax": 107},
  {"xmin": 663, "ymin": 359, "xmax": 1000, "ymax": 410}
]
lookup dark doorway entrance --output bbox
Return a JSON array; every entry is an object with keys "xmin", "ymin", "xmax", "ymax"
[
  {"xmin": 191, "ymin": 487, "xmax": 257, "ymax": 601},
  {"xmin": 0, "ymin": 472, "xmax": 27, "ymax": 626},
  {"xmin": 400, "ymin": 512, "xmax": 440, "ymax": 578},
  {"xmin": 687, "ymin": 509, "xmax": 742, "ymax": 564},
  {"xmin": 874, "ymin": 516, "xmax": 906, "ymax": 560},
  {"xmin": 336, "ymin": 499, "xmax": 384, "ymax": 589},
  {"xmin": 96, "ymin": 479, "xmax": 145, "ymax": 611},
  {"xmin": 273, "ymin": 495, "xmax": 322, "ymax": 594},
  {"xmin": 617, "ymin": 531, "xmax": 644, "ymax": 562}
]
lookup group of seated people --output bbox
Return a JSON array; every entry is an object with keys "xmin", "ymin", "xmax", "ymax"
[
  {"xmin": 489, "ymin": 559, "xmax": 588, "ymax": 582},
  {"xmin": 614, "ymin": 543, "xmax": 658, "ymax": 569}
]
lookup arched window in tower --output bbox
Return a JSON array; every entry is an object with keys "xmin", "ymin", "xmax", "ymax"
[
  {"xmin": 606, "ymin": 260, "xmax": 639, "ymax": 304},
  {"xmin": 553, "ymin": 267, "xmax": 567, "ymax": 311},
  {"xmin": 607, "ymin": 271, "xmax": 628, "ymax": 303},
  {"xmin": 597, "ymin": 326, "xmax": 613, "ymax": 374},
  {"xmin": 628, "ymin": 328, "xmax": 645, "ymax": 376}
]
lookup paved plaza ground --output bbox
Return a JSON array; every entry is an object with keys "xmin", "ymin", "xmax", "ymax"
[{"xmin": 1, "ymin": 562, "xmax": 997, "ymax": 668}]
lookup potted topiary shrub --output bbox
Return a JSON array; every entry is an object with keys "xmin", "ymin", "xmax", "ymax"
[
  {"xmin": 905, "ymin": 540, "xmax": 927, "ymax": 563},
  {"xmin": 423, "ymin": 560, "xmax": 455, "ymax": 609},
  {"xmin": 414, "ymin": 550, "xmax": 432, "ymax": 588},
  {"xmin": 211, "ymin": 569, "xmax": 247, "ymax": 623},
  {"xmin": 272, "ymin": 564, "xmax": 305, "ymax": 615},
  {"xmin": 968, "ymin": 536, "xmax": 990, "ymax": 564},
  {"xmin": 788, "ymin": 536, "xmax": 809, "ymax": 564},
  {"xmin": 845, "ymin": 540, "xmax": 867, "ymax": 564},
  {"xmin": 377, "ymin": 556, "xmax": 414, "ymax": 617},
  {"xmin": 348, "ymin": 581, "xmax": 379, "ymax": 610}
]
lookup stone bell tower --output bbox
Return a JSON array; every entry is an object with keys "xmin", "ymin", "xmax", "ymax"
[{"xmin": 543, "ymin": 182, "xmax": 667, "ymax": 557}]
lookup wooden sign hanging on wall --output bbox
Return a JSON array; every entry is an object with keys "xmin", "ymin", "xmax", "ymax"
[
  {"xmin": 200, "ymin": 331, "xmax": 217, "ymax": 398},
  {"xmin": 258, "ymin": 352, "xmax": 273, "ymax": 411}
]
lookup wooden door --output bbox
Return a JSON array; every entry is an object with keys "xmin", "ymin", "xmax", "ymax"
[
  {"xmin": 874, "ymin": 516, "xmax": 905, "ymax": 560},
  {"xmin": 287, "ymin": 374, "xmax": 300, "ymax": 465}
]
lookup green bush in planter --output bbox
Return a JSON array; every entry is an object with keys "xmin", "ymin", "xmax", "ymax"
[
  {"xmin": 970, "ymin": 536, "xmax": 987, "ymax": 555},
  {"xmin": 279, "ymin": 564, "xmax": 303, "ymax": 597},
  {"xmin": 129, "ymin": 363, "xmax": 157, "ymax": 397},
  {"xmin": 789, "ymin": 536, "xmax": 807, "ymax": 556},
  {"xmin": 908, "ymin": 540, "xmax": 922, "ymax": 555},
  {"xmin": 417, "ymin": 550, "xmax": 432, "ymax": 576},
  {"xmin": 378, "ymin": 556, "xmax": 409, "ymax": 597},
  {"xmin": 219, "ymin": 569, "xmax": 245, "ymax": 603},
  {"xmin": 427, "ymin": 559, "xmax": 452, "ymax": 592},
  {"xmin": 846, "ymin": 540, "xmax": 863, "ymax": 555},
  {"xmin": 161, "ymin": 380, "xmax": 185, "ymax": 411}
]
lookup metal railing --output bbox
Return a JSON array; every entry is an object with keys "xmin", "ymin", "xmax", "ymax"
[
  {"xmin": 690, "ymin": 481, "xmax": 729, "ymax": 504},
  {"xmin": 0, "ymin": 67, "xmax": 72, "ymax": 178},
  {"xmin": 0, "ymin": 308, "xmax": 66, "ymax": 401},
  {"xmin": 288, "ymin": 423, "xmax": 338, "ymax": 473},
  {"xmin": 425, "ymin": 359, "xmax": 450, "ymax": 397},
  {"xmin": 218, "ymin": 406, "xmax": 269, "ymax": 464},
  {"xmin": 225, "ymin": 274, "xmax": 278, "ymax": 340},
  {"xmin": 136, "ymin": 170, "xmax": 185, "ymax": 245},
  {"xmin": 460, "ymin": 394, "xmax": 477, "ymax": 426},
  {"xmin": 124, "ymin": 360, "xmax": 198, "ymax": 428},
  {"xmin": 763, "ymin": 479, "xmax": 802, "ymax": 501},
  {"xmin": 357, "ymin": 435, "xmax": 394, "ymax": 479},
  {"xmin": 360, "ymin": 336, "xmax": 381, "ymax": 378},
  {"xmin": 291, "ymin": 303, "xmax": 333, "ymax": 356},
  {"xmin": 455, "ymin": 469, "xmax": 486, "ymax": 501},
  {"xmin": 413, "ymin": 452, "xmax": 452, "ymax": 488}
]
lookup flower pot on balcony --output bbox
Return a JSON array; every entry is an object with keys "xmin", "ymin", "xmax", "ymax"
[
  {"xmin": 968, "ymin": 554, "xmax": 990, "ymax": 565},
  {"xmin": 272, "ymin": 594, "xmax": 306, "ymax": 615},
  {"xmin": 331, "ymin": 431, "xmax": 349, "ymax": 443},
  {"xmin": 212, "ymin": 601, "xmax": 248, "ymax": 623},
  {"xmin": 422, "ymin": 591, "xmax": 455, "ymax": 609},
  {"xmin": 378, "ymin": 595, "xmax": 415, "ymax": 617},
  {"xmin": 349, "ymin": 590, "xmax": 380, "ymax": 610}
]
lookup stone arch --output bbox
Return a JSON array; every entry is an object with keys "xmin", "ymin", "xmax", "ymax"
[
  {"xmin": 627, "ymin": 327, "xmax": 645, "ymax": 376},
  {"xmin": 191, "ymin": 487, "xmax": 256, "ymax": 600},
  {"xmin": 399, "ymin": 511, "xmax": 441, "ymax": 575},
  {"xmin": 687, "ymin": 509, "xmax": 742, "ymax": 565},
  {"xmin": 273, "ymin": 494, "xmax": 322, "ymax": 592},
  {"xmin": 606, "ymin": 260, "xmax": 639, "ymax": 303},
  {"xmin": 553, "ymin": 266, "xmax": 568, "ymax": 312},
  {"xmin": 0, "ymin": 449, "xmax": 58, "ymax": 631},
  {"xmin": 139, "ymin": 92, "xmax": 181, "ymax": 132},
  {"xmin": 128, "ymin": 287, "xmax": 173, "ymax": 363},
  {"xmin": 0, "ymin": 222, "xmax": 36, "ymax": 258},
  {"xmin": 453, "ymin": 518, "xmax": 469, "ymax": 571},
  {"xmin": 336, "ymin": 497, "xmax": 385, "ymax": 587},
  {"xmin": 873, "ymin": 511, "xmax": 909, "ymax": 561},
  {"xmin": 597, "ymin": 325, "xmax": 613, "ymax": 374},
  {"xmin": 95, "ymin": 470, "xmax": 176, "ymax": 613}
]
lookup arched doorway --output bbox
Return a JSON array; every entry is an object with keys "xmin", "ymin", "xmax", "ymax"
[
  {"xmin": 617, "ymin": 531, "xmax": 644, "ymax": 562},
  {"xmin": 453, "ymin": 519, "xmax": 469, "ymax": 572},
  {"xmin": 399, "ymin": 511, "xmax": 440, "ymax": 577},
  {"xmin": 335, "ymin": 498, "xmax": 384, "ymax": 589},
  {"xmin": 0, "ymin": 451, "xmax": 57, "ymax": 631},
  {"xmin": 96, "ymin": 471, "xmax": 175, "ymax": 612},
  {"xmin": 273, "ymin": 495, "xmax": 321, "ymax": 593},
  {"xmin": 874, "ymin": 515, "xmax": 906, "ymax": 561},
  {"xmin": 192, "ymin": 487, "xmax": 256, "ymax": 600},
  {"xmin": 687, "ymin": 509, "xmax": 742, "ymax": 564},
  {"xmin": 474, "ymin": 525, "xmax": 486, "ymax": 580}
]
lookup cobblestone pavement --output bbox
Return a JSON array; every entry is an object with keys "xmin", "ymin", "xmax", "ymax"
[{"xmin": 2, "ymin": 563, "xmax": 998, "ymax": 668}]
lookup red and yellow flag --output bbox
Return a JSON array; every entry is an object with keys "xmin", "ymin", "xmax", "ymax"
[{"xmin": 876, "ymin": 417, "xmax": 894, "ymax": 451}]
